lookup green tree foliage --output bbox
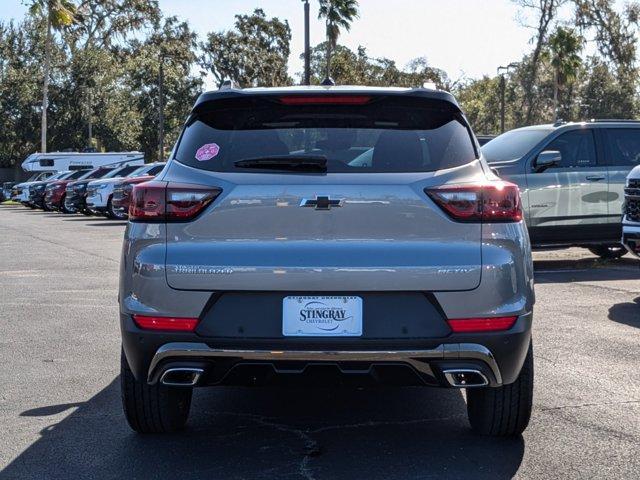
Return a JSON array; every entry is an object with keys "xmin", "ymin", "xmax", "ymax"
[
  {"xmin": 0, "ymin": 17, "xmax": 53, "ymax": 165},
  {"xmin": 58, "ymin": 0, "xmax": 163, "ymax": 152},
  {"xmin": 574, "ymin": 0, "xmax": 640, "ymax": 75},
  {"xmin": 454, "ymin": 77, "xmax": 503, "ymax": 135},
  {"xmin": 317, "ymin": 0, "xmax": 359, "ymax": 78},
  {"xmin": 307, "ymin": 43, "xmax": 449, "ymax": 88},
  {"xmin": 579, "ymin": 57, "xmax": 635, "ymax": 119},
  {"xmin": 26, "ymin": 0, "xmax": 77, "ymax": 152},
  {"xmin": 200, "ymin": 8, "xmax": 291, "ymax": 88},
  {"xmin": 573, "ymin": 0, "xmax": 640, "ymax": 119},
  {"xmin": 69, "ymin": 0, "xmax": 161, "ymax": 50},
  {"xmin": 124, "ymin": 16, "xmax": 203, "ymax": 160},
  {"xmin": 512, "ymin": 0, "xmax": 566, "ymax": 124},
  {"xmin": 544, "ymin": 27, "xmax": 583, "ymax": 120},
  {"xmin": 0, "ymin": 0, "xmax": 201, "ymax": 165},
  {"xmin": 455, "ymin": 0, "xmax": 640, "ymax": 133},
  {"xmin": 3, "ymin": 0, "xmax": 640, "ymax": 166}
]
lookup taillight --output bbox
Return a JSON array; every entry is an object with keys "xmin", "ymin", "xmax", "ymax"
[
  {"xmin": 278, "ymin": 95, "xmax": 372, "ymax": 105},
  {"xmin": 425, "ymin": 182, "xmax": 522, "ymax": 223},
  {"xmin": 447, "ymin": 316, "xmax": 517, "ymax": 333},
  {"xmin": 129, "ymin": 181, "xmax": 221, "ymax": 222},
  {"xmin": 132, "ymin": 314, "xmax": 199, "ymax": 332}
]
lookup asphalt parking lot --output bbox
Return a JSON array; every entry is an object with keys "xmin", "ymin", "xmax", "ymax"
[{"xmin": 0, "ymin": 204, "xmax": 639, "ymax": 480}]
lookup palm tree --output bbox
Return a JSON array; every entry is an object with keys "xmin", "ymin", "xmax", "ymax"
[
  {"xmin": 27, "ymin": 0, "xmax": 76, "ymax": 153},
  {"xmin": 546, "ymin": 27, "xmax": 583, "ymax": 121},
  {"xmin": 318, "ymin": 0, "xmax": 359, "ymax": 80}
]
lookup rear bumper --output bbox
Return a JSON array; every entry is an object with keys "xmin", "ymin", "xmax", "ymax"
[
  {"xmin": 622, "ymin": 223, "xmax": 640, "ymax": 257},
  {"xmin": 121, "ymin": 311, "xmax": 532, "ymax": 388},
  {"xmin": 146, "ymin": 342, "xmax": 503, "ymax": 386}
]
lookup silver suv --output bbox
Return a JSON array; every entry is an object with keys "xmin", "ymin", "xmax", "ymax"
[
  {"xmin": 483, "ymin": 120, "xmax": 640, "ymax": 258},
  {"xmin": 119, "ymin": 86, "xmax": 534, "ymax": 436}
]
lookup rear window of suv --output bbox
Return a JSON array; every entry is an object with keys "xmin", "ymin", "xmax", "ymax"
[{"xmin": 174, "ymin": 95, "xmax": 477, "ymax": 173}]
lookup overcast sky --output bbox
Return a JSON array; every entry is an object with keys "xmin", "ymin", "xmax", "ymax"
[{"xmin": 1, "ymin": 0, "xmax": 538, "ymax": 87}]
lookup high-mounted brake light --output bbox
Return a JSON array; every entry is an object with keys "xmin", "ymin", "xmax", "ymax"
[
  {"xmin": 129, "ymin": 181, "xmax": 222, "ymax": 222},
  {"xmin": 426, "ymin": 182, "xmax": 522, "ymax": 223},
  {"xmin": 278, "ymin": 95, "xmax": 372, "ymax": 105},
  {"xmin": 447, "ymin": 316, "xmax": 517, "ymax": 333},
  {"xmin": 133, "ymin": 314, "xmax": 199, "ymax": 332}
]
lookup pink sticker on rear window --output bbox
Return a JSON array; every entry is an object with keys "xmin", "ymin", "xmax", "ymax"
[{"xmin": 195, "ymin": 143, "xmax": 220, "ymax": 161}]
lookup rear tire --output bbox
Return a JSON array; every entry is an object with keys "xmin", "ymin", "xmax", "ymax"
[
  {"xmin": 588, "ymin": 245, "xmax": 627, "ymax": 259},
  {"xmin": 466, "ymin": 341, "xmax": 533, "ymax": 436},
  {"xmin": 120, "ymin": 349, "xmax": 192, "ymax": 433}
]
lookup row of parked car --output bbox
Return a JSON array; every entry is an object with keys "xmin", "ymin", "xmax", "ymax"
[{"xmin": 9, "ymin": 162, "xmax": 165, "ymax": 219}]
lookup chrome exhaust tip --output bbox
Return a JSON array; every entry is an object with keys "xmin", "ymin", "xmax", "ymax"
[
  {"xmin": 159, "ymin": 367, "xmax": 203, "ymax": 387},
  {"xmin": 443, "ymin": 368, "xmax": 489, "ymax": 388}
]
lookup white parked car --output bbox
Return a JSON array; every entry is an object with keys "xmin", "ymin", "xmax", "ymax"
[
  {"xmin": 85, "ymin": 162, "xmax": 166, "ymax": 219},
  {"xmin": 12, "ymin": 171, "xmax": 60, "ymax": 206},
  {"xmin": 622, "ymin": 165, "xmax": 640, "ymax": 257}
]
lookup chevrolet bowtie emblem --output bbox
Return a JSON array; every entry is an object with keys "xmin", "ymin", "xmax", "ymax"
[{"xmin": 300, "ymin": 196, "xmax": 344, "ymax": 210}]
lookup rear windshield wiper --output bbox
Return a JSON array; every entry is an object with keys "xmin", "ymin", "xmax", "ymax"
[{"xmin": 234, "ymin": 155, "xmax": 327, "ymax": 172}]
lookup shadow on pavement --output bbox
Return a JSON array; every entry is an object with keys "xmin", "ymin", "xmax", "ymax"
[
  {"xmin": 85, "ymin": 222, "xmax": 128, "ymax": 227},
  {"xmin": 534, "ymin": 257, "xmax": 639, "ymax": 283},
  {"xmin": 61, "ymin": 217, "xmax": 99, "ymax": 221},
  {"xmin": 21, "ymin": 402, "xmax": 86, "ymax": 417},
  {"xmin": 5, "ymin": 209, "xmax": 46, "ymax": 214},
  {"xmin": 3, "ymin": 379, "xmax": 524, "ymax": 480},
  {"xmin": 608, "ymin": 296, "xmax": 640, "ymax": 328}
]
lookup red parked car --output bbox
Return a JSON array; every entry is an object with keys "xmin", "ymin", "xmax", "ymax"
[{"xmin": 43, "ymin": 170, "xmax": 91, "ymax": 212}]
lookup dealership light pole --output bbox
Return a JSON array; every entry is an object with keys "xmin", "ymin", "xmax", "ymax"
[
  {"xmin": 303, "ymin": 0, "xmax": 311, "ymax": 85},
  {"xmin": 497, "ymin": 63, "xmax": 518, "ymax": 133},
  {"xmin": 158, "ymin": 54, "xmax": 166, "ymax": 161}
]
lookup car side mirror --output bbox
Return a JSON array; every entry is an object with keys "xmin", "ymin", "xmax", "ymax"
[{"xmin": 535, "ymin": 150, "xmax": 561, "ymax": 172}]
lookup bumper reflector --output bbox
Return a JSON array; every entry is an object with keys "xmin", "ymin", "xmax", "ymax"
[
  {"xmin": 133, "ymin": 315, "xmax": 199, "ymax": 332},
  {"xmin": 447, "ymin": 316, "xmax": 517, "ymax": 333}
]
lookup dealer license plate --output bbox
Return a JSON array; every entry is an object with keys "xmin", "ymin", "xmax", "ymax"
[{"xmin": 282, "ymin": 296, "xmax": 363, "ymax": 337}]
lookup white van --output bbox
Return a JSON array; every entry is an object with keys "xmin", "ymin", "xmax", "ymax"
[{"xmin": 21, "ymin": 151, "xmax": 144, "ymax": 173}]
